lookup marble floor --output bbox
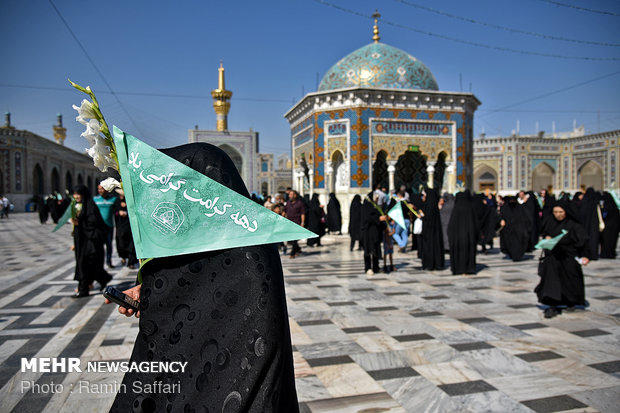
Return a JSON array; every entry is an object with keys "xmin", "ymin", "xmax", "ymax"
[{"xmin": 0, "ymin": 213, "xmax": 619, "ymax": 412}]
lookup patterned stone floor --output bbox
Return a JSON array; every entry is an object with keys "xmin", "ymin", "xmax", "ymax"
[{"xmin": 1, "ymin": 213, "xmax": 619, "ymax": 412}]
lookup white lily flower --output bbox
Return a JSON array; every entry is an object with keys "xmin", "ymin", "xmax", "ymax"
[
  {"xmin": 80, "ymin": 118, "xmax": 101, "ymax": 146},
  {"xmin": 87, "ymin": 136, "xmax": 117, "ymax": 172},
  {"xmin": 72, "ymin": 99, "xmax": 97, "ymax": 126},
  {"xmin": 100, "ymin": 177, "xmax": 121, "ymax": 192}
]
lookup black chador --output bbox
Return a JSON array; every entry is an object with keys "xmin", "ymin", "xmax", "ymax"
[
  {"xmin": 361, "ymin": 193, "xmax": 385, "ymax": 273},
  {"xmin": 600, "ymin": 192, "xmax": 619, "ymax": 259},
  {"xmin": 72, "ymin": 185, "xmax": 111, "ymax": 296},
  {"xmin": 448, "ymin": 191, "xmax": 479, "ymax": 275},
  {"xmin": 326, "ymin": 192, "xmax": 342, "ymax": 234},
  {"xmin": 578, "ymin": 188, "xmax": 601, "ymax": 260},
  {"xmin": 439, "ymin": 193, "xmax": 454, "ymax": 252},
  {"xmin": 110, "ymin": 144, "xmax": 299, "ymax": 413},
  {"xmin": 113, "ymin": 193, "xmax": 138, "ymax": 267},
  {"xmin": 348, "ymin": 195, "xmax": 362, "ymax": 251},
  {"xmin": 535, "ymin": 200, "xmax": 589, "ymax": 312},
  {"xmin": 307, "ymin": 194, "xmax": 326, "ymax": 246},
  {"xmin": 420, "ymin": 188, "xmax": 445, "ymax": 270},
  {"xmin": 499, "ymin": 196, "xmax": 530, "ymax": 261}
]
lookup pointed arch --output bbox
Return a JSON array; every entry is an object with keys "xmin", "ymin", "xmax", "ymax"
[
  {"xmin": 218, "ymin": 144, "xmax": 243, "ymax": 176},
  {"xmin": 372, "ymin": 150, "xmax": 388, "ymax": 189},
  {"xmin": 578, "ymin": 160, "xmax": 603, "ymax": 190},
  {"xmin": 532, "ymin": 162, "xmax": 555, "ymax": 193},
  {"xmin": 33, "ymin": 164, "xmax": 44, "ymax": 195}
]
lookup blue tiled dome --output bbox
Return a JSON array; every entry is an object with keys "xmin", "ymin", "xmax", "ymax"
[{"xmin": 318, "ymin": 42, "xmax": 438, "ymax": 92}]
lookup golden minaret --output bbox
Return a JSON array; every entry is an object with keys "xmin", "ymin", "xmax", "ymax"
[
  {"xmin": 372, "ymin": 10, "xmax": 381, "ymax": 43},
  {"xmin": 211, "ymin": 61, "xmax": 232, "ymax": 132},
  {"xmin": 53, "ymin": 114, "xmax": 66, "ymax": 145}
]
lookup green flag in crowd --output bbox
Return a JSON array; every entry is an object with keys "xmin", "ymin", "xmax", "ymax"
[
  {"xmin": 387, "ymin": 202, "xmax": 407, "ymax": 231},
  {"xmin": 113, "ymin": 126, "xmax": 316, "ymax": 259},
  {"xmin": 535, "ymin": 229, "xmax": 568, "ymax": 250}
]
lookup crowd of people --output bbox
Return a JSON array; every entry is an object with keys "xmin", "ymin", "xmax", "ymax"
[
  {"xmin": 34, "ymin": 183, "xmax": 139, "ymax": 297},
  {"xmin": 349, "ymin": 184, "xmax": 619, "ymax": 318}
]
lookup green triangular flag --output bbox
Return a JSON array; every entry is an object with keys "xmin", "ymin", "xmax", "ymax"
[
  {"xmin": 51, "ymin": 200, "xmax": 74, "ymax": 233},
  {"xmin": 113, "ymin": 126, "xmax": 316, "ymax": 259},
  {"xmin": 535, "ymin": 229, "xmax": 568, "ymax": 250},
  {"xmin": 387, "ymin": 202, "xmax": 407, "ymax": 230}
]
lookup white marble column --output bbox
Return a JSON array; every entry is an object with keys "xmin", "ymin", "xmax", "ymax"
[
  {"xmin": 387, "ymin": 161, "xmax": 397, "ymax": 194},
  {"xmin": 446, "ymin": 163, "xmax": 456, "ymax": 193},
  {"xmin": 427, "ymin": 164, "xmax": 435, "ymax": 189},
  {"xmin": 325, "ymin": 161, "xmax": 333, "ymax": 194},
  {"xmin": 308, "ymin": 168, "xmax": 314, "ymax": 196}
]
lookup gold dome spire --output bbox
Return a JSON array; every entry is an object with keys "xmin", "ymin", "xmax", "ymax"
[
  {"xmin": 372, "ymin": 10, "xmax": 381, "ymax": 43},
  {"xmin": 211, "ymin": 61, "xmax": 233, "ymax": 131}
]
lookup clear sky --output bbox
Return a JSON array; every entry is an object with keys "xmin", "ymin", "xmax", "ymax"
[{"xmin": 2, "ymin": 0, "xmax": 619, "ymax": 159}]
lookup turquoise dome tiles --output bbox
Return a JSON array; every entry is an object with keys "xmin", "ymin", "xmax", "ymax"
[{"xmin": 318, "ymin": 42, "xmax": 438, "ymax": 92}]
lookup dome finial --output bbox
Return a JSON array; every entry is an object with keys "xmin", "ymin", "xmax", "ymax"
[{"xmin": 372, "ymin": 10, "xmax": 381, "ymax": 43}]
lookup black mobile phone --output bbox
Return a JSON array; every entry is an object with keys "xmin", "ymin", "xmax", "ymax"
[{"xmin": 103, "ymin": 286, "xmax": 140, "ymax": 312}]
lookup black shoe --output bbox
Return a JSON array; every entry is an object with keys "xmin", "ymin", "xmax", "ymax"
[
  {"xmin": 71, "ymin": 292, "xmax": 89, "ymax": 298},
  {"xmin": 544, "ymin": 307, "xmax": 558, "ymax": 318}
]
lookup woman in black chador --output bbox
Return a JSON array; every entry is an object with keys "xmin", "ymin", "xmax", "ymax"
[
  {"xmin": 326, "ymin": 193, "xmax": 342, "ymax": 235},
  {"xmin": 578, "ymin": 187, "xmax": 602, "ymax": 260},
  {"xmin": 420, "ymin": 188, "xmax": 445, "ymax": 270},
  {"xmin": 109, "ymin": 143, "xmax": 299, "ymax": 413},
  {"xmin": 448, "ymin": 191, "xmax": 479, "ymax": 275},
  {"xmin": 349, "ymin": 195, "xmax": 362, "ymax": 251},
  {"xmin": 72, "ymin": 185, "xmax": 111, "ymax": 297},
  {"xmin": 113, "ymin": 190, "xmax": 138, "ymax": 268},
  {"xmin": 600, "ymin": 191, "xmax": 619, "ymax": 259},
  {"xmin": 535, "ymin": 199, "xmax": 590, "ymax": 318},
  {"xmin": 499, "ymin": 196, "xmax": 530, "ymax": 261},
  {"xmin": 361, "ymin": 192, "xmax": 386, "ymax": 275},
  {"xmin": 307, "ymin": 194, "xmax": 326, "ymax": 247}
]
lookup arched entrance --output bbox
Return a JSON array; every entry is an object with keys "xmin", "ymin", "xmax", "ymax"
[
  {"xmin": 51, "ymin": 168, "xmax": 60, "ymax": 193},
  {"xmin": 218, "ymin": 144, "xmax": 243, "ymax": 177},
  {"xmin": 433, "ymin": 152, "xmax": 447, "ymax": 192},
  {"xmin": 395, "ymin": 150, "xmax": 427, "ymax": 192},
  {"xmin": 33, "ymin": 164, "xmax": 44, "ymax": 195},
  {"xmin": 474, "ymin": 164, "xmax": 498, "ymax": 191},
  {"xmin": 372, "ymin": 150, "xmax": 388, "ymax": 189},
  {"xmin": 77, "ymin": 174, "xmax": 83, "ymax": 186},
  {"xmin": 578, "ymin": 160, "xmax": 603, "ymax": 190},
  {"xmin": 261, "ymin": 181, "xmax": 268, "ymax": 196},
  {"xmin": 331, "ymin": 150, "xmax": 347, "ymax": 192},
  {"xmin": 532, "ymin": 162, "xmax": 555, "ymax": 192},
  {"xmin": 65, "ymin": 171, "xmax": 73, "ymax": 192}
]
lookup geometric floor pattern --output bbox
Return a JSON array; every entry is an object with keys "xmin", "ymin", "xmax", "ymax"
[{"xmin": 1, "ymin": 213, "xmax": 619, "ymax": 412}]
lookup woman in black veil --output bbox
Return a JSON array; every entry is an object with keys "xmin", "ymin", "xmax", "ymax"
[
  {"xmin": 579, "ymin": 188, "xmax": 602, "ymax": 260},
  {"xmin": 420, "ymin": 187, "xmax": 445, "ymax": 270},
  {"xmin": 448, "ymin": 191, "xmax": 479, "ymax": 275},
  {"xmin": 326, "ymin": 193, "xmax": 342, "ymax": 235},
  {"xmin": 600, "ymin": 192, "xmax": 619, "ymax": 259},
  {"xmin": 72, "ymin": 185, "xmax": 112, "ymax": 297},
  {"xmin": 307, "ymin": 194, "xmax": 326, "ymax": 246},
  {"xmin": 108, "ymin": 143, "xmax": 299, "ymax": 413},
  {"xmin": 535, "ymin": 199, "xmax": 590, "ymax": 318},
  {"xmin": 499, "ymin": 196, "xmax": 530, "ymax": 261},
  {"xmin": 349, "ymin": 195, "xmax": 362, "ymax": 251}
]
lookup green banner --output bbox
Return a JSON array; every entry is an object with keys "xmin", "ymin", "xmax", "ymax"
[
  {"xmin": 51, "ymin": 201, "xmax": 74, "ymax": 233},
  {"xmin": 535, "ymin": 229, "xmax": 568, "ymax": 250},
  {"xmin": 387, "ymin": 202, "xmax": 407, "ymax": 230},
  {"xmin": 113, "ymin": 126, "xmax": 316, "ymax": 259}
]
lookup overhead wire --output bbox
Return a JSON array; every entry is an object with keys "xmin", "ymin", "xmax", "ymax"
[
  {"xmin": 478, "ymin": 70, "xmax": 620, "ymax": 117},
  {"xmin": 392, "ymin": 0, "xmax": 620, "ymax": 47},
  {"xmin": 532, "ymin": 0, "xmax": 620, "ymax": 17},
  {"xmin": 48, "ymin": 0, "xmax": 145, "ymax": 137},
  {"xmin": 311, "ymin": 0, "xmax": 620, "ymax": 61}
]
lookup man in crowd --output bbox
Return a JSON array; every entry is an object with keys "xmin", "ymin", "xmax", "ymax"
[
  {"xmin": 284, "ymin": 190, "xmax": 305, "ymax": 258},
  {"xmin": 93, "ymin": 183, "xmax": 118, "ymax": 268}
]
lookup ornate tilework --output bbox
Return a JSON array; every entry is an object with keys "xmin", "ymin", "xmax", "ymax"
[{"xmin": 318, "ymin": 43, "xmax": 438, "ymax": 92}]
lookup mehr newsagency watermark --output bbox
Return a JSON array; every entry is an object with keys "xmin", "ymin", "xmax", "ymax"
[{"xmin": 19, "ymin": 358, "xmax": 184, "ymax": 394}]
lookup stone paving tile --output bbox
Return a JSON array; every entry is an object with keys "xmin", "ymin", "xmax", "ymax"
[{"xmin": 1, "ymin": 215, "xmax": 620, "ymax": 412}]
